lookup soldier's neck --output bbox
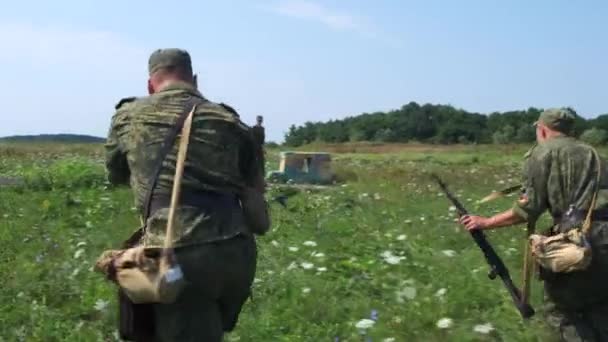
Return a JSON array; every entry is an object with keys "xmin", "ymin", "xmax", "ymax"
[{"xmin": 154, "ymin": 79, "xmax": 196, "ymax": 93}]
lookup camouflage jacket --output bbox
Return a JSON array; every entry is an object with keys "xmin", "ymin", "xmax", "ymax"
[
  {"xmin": 512, "ymin": 136, "xmax": 608, "ymax": 229},
  {"xmin": 105, "ymin": 82, "xmax": 264, "ymax": 247}
]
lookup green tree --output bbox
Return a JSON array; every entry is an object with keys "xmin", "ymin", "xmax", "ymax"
[
  {"xmin": 515, "ymin": 124, "xmax": 536, "ymax": 143},
  {"xmin": 580, "ymin": 128, "xmax": 608, "ymax": 146}
]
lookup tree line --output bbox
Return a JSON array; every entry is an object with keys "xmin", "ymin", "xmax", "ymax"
[{"xmin": 283, "ymin": 102, "xmax": 608, "ymax": 146}]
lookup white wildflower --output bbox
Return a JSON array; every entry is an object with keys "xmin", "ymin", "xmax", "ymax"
[
  {"xmin": 397, "ymin": 234, "xmax": 407, "ymax": 241},
  {"xmin": 442, "ymin": 250, "xmax": 456, "ymax": 257},
  {"xmin": 355, "ymin": 318, "xmax": 375, "ymax": 330},
  {"xmin": 449, "ymin": 206, "xmax": 456, "ymax": 212},
  {"xmin": 303, "ymin": 241, "xmax": 317, "ymax": 247},
  {"xmin": 312, "ymin": 252, "xmax": 325, "ymax": 258},
  {"xmin": 473, "ymin": 323, "xmax": 494, "ymax": 334},
  {"xmin": 75, "ymin": 321, "xmax": 85, "ymax": 330},
  {"xmin": 271, "ymin": 240, "xmax": 279, "ymax": 247},
  {"xmin": 302, "ymin": 287, "xmax": 311, "ymax": 294},
  {"xmin": 74, "ymin": 249, "xmax": 85, "ymax": 259},
  {"xmin": 436, "ymin": 318, "xmax": 453, "ymax": 329},
  {"xmin": 287, "ymin": 262, "xmax": 298, "ymax": 270},
  {"xmin": 396, "ymin": 287, "xmax": 417, "ymax": 303},
  {"xmin": 317, "ymin": 267, "xmax": 327, "ymax": 272},
  {"xmin": 288, "ymin": 246, "xmax": 299, "ymax": 252},
  {"xmin": 381, "ymin": 251, "xmax": 405, "ymax": 265},
  {"xmin": 383, "ymin": 338, "xmax": 396, "ymax": 342},
  {"xmin": 435, "ymin": 288, "xmax": 447, "ymax": 297},
  {"xmin": 420, "ymin": 217, "xmax": 426, "ymax": 221},
  {"xmin": 94, "ymin": 299, "xmax": 109, "ymax": 311},
  {"xmin": 373, "ymin": 193, "xmax": 382, "ymax": 200},
  {"xmin": 300, "ymin": 262, "xmax": 314, "ymax": 270},
  {"xmin": 76, "ymin": 241, "xmax": 87, "ymax": 248}
]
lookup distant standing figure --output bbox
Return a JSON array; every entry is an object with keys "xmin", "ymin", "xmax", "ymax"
[
  {"xmin": 252, "ymin": 115, "xmax": 265, "ymax": 146},
  {"xmin": 252, "ymin": 115, "xmax": 266, "ymax": 175}
]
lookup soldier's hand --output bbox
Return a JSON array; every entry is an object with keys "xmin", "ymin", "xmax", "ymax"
[{"xmin": 459, "ymin": 215, "xmax": 491, "ymax": 231}]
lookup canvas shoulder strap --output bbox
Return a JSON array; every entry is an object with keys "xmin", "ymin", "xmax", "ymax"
[{"xmin": 123, "ymin": 96, "xmax": 204, "ymax": 247}]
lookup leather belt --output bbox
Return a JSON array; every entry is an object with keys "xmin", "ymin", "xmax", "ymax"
[{"xmin": 148, "ymin": 190, "xmax": 240, "ymax": 216}]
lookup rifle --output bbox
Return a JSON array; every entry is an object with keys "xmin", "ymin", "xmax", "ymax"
[{"xmin": 431, "ymin": 174, "xmax": 535, "ymax": 319}]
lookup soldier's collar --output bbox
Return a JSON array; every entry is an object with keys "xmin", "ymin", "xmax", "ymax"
[{"xmin": 156, "ymin": 81, "xmax": 204, "ymax": 98}]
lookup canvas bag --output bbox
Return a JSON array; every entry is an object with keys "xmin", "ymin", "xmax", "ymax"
[
  {"xmin": 528, "ymin": 148, "xmax": 602, "ymax": 273},
  {"xmin": 95, "ymin": 100, "xmax": 200, "ymax": 304}
]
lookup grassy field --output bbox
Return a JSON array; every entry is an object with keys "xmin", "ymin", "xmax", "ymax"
[{"xmin": 3, "ymin": 142, "xmax": 601, "ymax": 341}]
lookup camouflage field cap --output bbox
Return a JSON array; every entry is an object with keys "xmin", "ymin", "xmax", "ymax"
[
  {"xmin": 534, "ymin": 108, "xmax": 576, "ymax": 134},
  {"xmin": 148, "ymin": 48, "xmax": 193, "ymax": 75}
]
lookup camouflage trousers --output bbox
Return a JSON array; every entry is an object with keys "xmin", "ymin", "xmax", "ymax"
[
  {"xmin": 152, "ymin": 234, "xmax": 257, "ymax": 342},
  {"xmin": 544, "ymin": 298, "xmax": 608, "ymax": 342}
]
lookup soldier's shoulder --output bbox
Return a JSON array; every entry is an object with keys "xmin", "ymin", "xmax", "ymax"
[
  {"xmin": 523, "ymin": 143, "xmax": 538, "ymax": 159},
  {"xmin": 197, "ymin": 100, "xmax": 243, "ymax": 120},
  {"xmin": 114, "ymin": 96, "xmax": 139, "ymax": 110},
  {"xmin": 218, "ymin": 102, "xmax": 240, "ymax": 117}
]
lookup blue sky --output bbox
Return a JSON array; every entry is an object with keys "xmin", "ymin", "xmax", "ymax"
[{"xmin": 1, "ymin": 0, "xmax": 606, "ymax": 142}]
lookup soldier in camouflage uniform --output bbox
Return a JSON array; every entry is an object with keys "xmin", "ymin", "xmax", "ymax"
[
  {"xmin": 105, "ymin": 48, "xmax": 264, "ymax": 341},
  {"xmin": 252, "ymin": 115, "xmax": 266, "ymax": 175},
  {"xmin": 252, "ymin": 115, "xmax": 265, "ymax": 146},
  {"xmin": 460, "ymin": 108, "xmax": 608, "ymax": 341}
]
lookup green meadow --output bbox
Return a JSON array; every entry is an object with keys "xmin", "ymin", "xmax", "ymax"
[{"xmin": 4, "ymin": 142, "xmax": 602, "ymax": 341}]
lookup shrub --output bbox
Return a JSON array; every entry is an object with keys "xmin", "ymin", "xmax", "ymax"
[{"xmin": 580, "ymin": 128, "xmax": 608, "ymax": 146}]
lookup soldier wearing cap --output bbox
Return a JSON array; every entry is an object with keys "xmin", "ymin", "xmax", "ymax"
[
  {"xmin": 252, "ymin": 115, "xmax": 266, "ymax": 175},
  {"xmin": 105, "ymin": 48, "xmax": 265, "ymax": 341},
  {"xmin": 459, "ymin": 108, "xmax": 608, "ymax": 341},
  {"xmin": 252, "ymin": 115, "xmax": 265, "ymax": 146}
]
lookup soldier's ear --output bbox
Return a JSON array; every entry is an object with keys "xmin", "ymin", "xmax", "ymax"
[
  {"xmin": 147, "ymin": 79, "xmax": 154, "ymax": 95},
  {"xmin": 193, "ymin": 73, "xmax": 198, "ymax": 89}
]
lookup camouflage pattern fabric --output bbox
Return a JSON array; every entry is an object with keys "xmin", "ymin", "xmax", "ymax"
[
  {"xmin": 105, "ymin": 81, "xmax": 264, "ymax": 248},
  {"xmin": 513, "ymin": 135, "xmax": 608, "ymax": 340},
  {"xmin": 153, "ymin": 234, "xmax": 256, "ymax": 341},
  {"xmin": 512, "ymin": 136, "xmax": 608, "ymax": 225}
]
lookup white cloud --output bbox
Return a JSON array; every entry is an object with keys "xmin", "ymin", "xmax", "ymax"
[
  {"xmin": 266, "ymin": 1, "xmax": 401, "ymax": 47},
  {"xmin": 0, "ymin": 22, "xmax": 147, "ymax": 77},
  {"xmin": 270, "ymin": 0, "xmax": 359, "ymax": 31}
]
